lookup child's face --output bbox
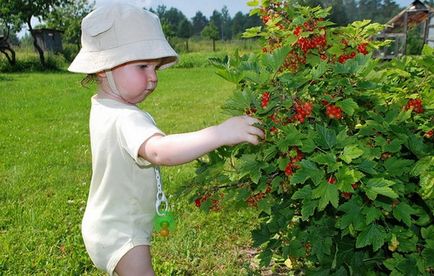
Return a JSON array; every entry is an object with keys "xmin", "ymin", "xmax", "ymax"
[{"xmin": 111, "ymin": 59, "xmax": 161, "ymax": 104}]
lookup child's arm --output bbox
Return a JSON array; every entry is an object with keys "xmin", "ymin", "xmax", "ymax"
[{"xmin": 139, "ymin": 116, "xmax": 264, "ymax": 166}]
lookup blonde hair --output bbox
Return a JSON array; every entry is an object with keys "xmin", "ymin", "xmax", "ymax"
[{"xmin": 81, "ymin": 74, "xmax": 98, "ymax": 88}]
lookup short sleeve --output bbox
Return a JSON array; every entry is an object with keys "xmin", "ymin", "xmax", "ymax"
[{"xmin": 117, "ymin": 110, "xmax": 164, "ymax": 165}]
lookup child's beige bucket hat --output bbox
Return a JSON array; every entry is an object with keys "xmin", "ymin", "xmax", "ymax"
[{"xmin": 68, "ymin": 3, "xmax": 178, "ymax": 74}]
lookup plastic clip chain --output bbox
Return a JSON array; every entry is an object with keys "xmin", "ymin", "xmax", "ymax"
[{"xmin": 155, "ymin": 167, "xmax": 168, "ymax": 216}]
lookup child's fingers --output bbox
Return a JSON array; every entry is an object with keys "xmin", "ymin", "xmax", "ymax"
[
  {"xmin": 249, "ymin": 126, "xmax": 265, "ymax": 140},
  {"xmin": 246, "ymin": 135, "xmax": 260, "ymax": 145},
  {"xmin": 243, "ymin": 115, "xmax": 262, "ymax": 126}
]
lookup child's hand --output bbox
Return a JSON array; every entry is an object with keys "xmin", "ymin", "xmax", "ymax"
[{"xmin": 216, "ymin": 116, "xmax": 265, "ymax": 146}]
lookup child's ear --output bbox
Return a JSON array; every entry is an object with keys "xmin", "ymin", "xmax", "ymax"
[{"xmin": 96, "ymin": 71, "xmax": 106, "ymax": 78}]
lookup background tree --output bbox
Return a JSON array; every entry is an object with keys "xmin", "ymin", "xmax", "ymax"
[
  {"xmin": 344, "ymin": 0, "xmax": 359, "ymax": 24},
  {"xmin": 232, "ymin": 11, "xmax": 247, "ymax": 38},
  {"xmin": 162, "ymin": 7, "xmax": 188, "ymax": 33},
  {"xmin": 177, "ymin": 19, "xmax": 193, "ymax": 51},
  {"xmin": 46, "ymin": 0, "xmax": 94, "ymax": 48},
  {"xmin": 0, "ymin": 0, "xmax": 69, "ymax": 67},
  {"xmin": 191, "ymin": 11, "xmax": 208, "ymax": 36},
  {"xmin": 45, "ymin": 0, "xmax": 94, "ymax": 61},
  {"xmin": 221, "ymin": 6, "xmax": 232, "ymax": 40},
  {"xmin": 0, "ymin": 23, "xmax": 16, "ymax": 65},
  {"xmin": 201, "ymin": 22, "xmax": 219, "ymax": 51},
  {"xmin": 296, "ymin": 0, "xmax": 402, "ymax": 25},
  {"xmin": 209, "ymin": 10, "xmax": 224, "ymax": 40}
]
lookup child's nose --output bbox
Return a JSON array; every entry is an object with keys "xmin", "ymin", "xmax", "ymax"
[{"xmin": 147, "ymin": 71, "xmax": 157, "ymax": 82}]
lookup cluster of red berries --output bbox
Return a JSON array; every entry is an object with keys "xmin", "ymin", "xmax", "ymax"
[
  {"xmin": 297, "ymin": 34, "xmax": 327, "ymax": 54},
  {"xmin": 341, "ymin": 192, "xmax": 352, "ymax": 200},
  {"xmin": 268, "ymin": 113, "xmax": 279, "ymax": 133},
  {"xmin": 338, "ymin": 41, "xmax": 369, "ymax": 63},
  {"xmin": 194, "ymin": 194, "xmax": 208, "ymax": 207},
  {"xmin": 281, "ymin": 19, "xmax": 327, "ymax": 71},
  {"xmin": 357, "ymin": 43, "xmax": 369, "ymax": 55},
  {"xmin": 246, "ymin": 186, "xmax": 272, "ymax": 207},
  {"xmin": 261, "ymin": 92, "xmax": 271, "ymax": 108},
  {"xmin": 297, "ymin": 35, "xmax": 326, "ymax": 53},
  {"xmin": 327, "ymin": 176, "xmax": 336, "ymax": 184},
  {"xmin": 425, "ymin": 130, "xmax": 433, "ymax": 138},
  {"xmin": 341, "ymin": 183, "xmax": 360, "ymax": 200},
  {"xmin": 321, "ymin": 99, "xmax": 344, "ymax": 120},
  {"xmin": 304, "ymin": 242, "xmax": 312, "ymax": 256},
  {"xmin": 284, "ymin": 146, "xmax": 304, "ymax": 176},
  {"xmin": 195, "ymin": 193, "xmax": 221, "ymax": 211},
  {"xmin": 292, "ymin": 101, "xmax": 313, "ymax": 123},
  {"xmin": 405, "ymin": 98, "xmax": 424, "ymax": 114},
  {"xmin": 338, "ymin": 52, "xmax": 356, "ymax": 64},
  {"xmin": 325, "ymin": 103, "xmax": 343, "ymax": 119},
  {"xmin": 282, "ymin": 50, "xmax": 306, "ymax": 71}
]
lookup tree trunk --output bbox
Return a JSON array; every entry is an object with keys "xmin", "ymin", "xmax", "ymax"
[
  {"xmin": 0, "ymin": 47, "xmax": 16, "ymax": 66},
  {"xmin": 212, "ymin": 39, "xmax": 216, "ymax": 52},
  {"xmin": 185, "ymin": 39, "xmax": 189, "ymax": 52},
  {"xmin": 27, "ymin": 17, "xmax": 46, "ymax": 67},
  {"xmin": 0, "ymin": 28, "xmax": 16, "ymax": 66}
]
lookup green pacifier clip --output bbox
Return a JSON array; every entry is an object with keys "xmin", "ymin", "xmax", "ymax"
[{"xmin": 154, "ymin": 167, "xmax": 175, "ymax": 237}]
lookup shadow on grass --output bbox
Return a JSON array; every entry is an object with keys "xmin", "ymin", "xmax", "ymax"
[{"xmin": 0, "ymin": 75, "xmax": 15, "ymax": 81}]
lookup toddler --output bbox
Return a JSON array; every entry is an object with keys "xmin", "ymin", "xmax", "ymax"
[{"xmin": 68, "ymin": 3, "xmax": 264, "ymax": 276}]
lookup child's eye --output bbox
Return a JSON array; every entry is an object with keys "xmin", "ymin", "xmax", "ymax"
[{"xmin": 138, "ymin": 64, "xmax": 148, "ymax": 69}]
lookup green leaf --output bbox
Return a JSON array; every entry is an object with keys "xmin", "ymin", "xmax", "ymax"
[
  {"xmin": 215, "ymin": 68, "xmax": 243, "ymax": 84},
  {"xmin": 292, "ymin": 185, "xmax": 312, "ymax": 200},
  {"xmin": 301, "ymin": 199, "xmax": 318, "ymax": 220},
  {"xmin": 337, "ymin": 198, "xmax": 365, "ymax": 230},
  {"xmin": 283, "ymin": 240, "xmax": 306, "ymax": 258},
  {"xmin": 258, "ymin": 249, "xmax": 273, "ymax": 267},
  {"xmin": 257, "ymin": 196, "xmax": 273, "ymax": 215},
  {"xmin": 410, "ymin": 156, "xmax": 433, "ymax": 176},
  {"xmin": 383, "ymin": 139, "xmax": 403, "ymax": 153},
  {"xmin": 223, "ymin": 89, "xmax": 256, "ymax": 114},
  {"xmin": 363, "ymin": 206, "xmax": 383, "ymax": 224},
  {"xmin": 356, "ymin": 223, "xmax": 387, "ymax": 251},
  {"xmin": 421, "ymin": 226, "xmax": 434, "ymax": 246},
  {"xmin": 246, "ymin": 0, "xmax": 259, "ymax": 6},
  {"xmin": 301, "ymin": 136, "xmax": 317, "ymax": 153},
  {"xmin": 312, "ymin": 182, "xmax": 339, "ymax": 210},
  {"xmin": 238, "ymin": 154, "xmax": 267, "ymax": 184},
  {"xmin": 290, "ymin": 160, "xmax": 324, "ymax": 185},
  {"xmin": 242, "ymin": 26, "xmax": 262, "ymax": 38},
  {"xmin": 420, "ymin": 173, "xmax": 434, "ymax": 200},
  {"xmin": 365, "ymin": 178, "xmax": 398, "ymax": 200},
  {"xmin": 311, "ymin": 152, "xmax": 336, "ymax": 166},
  {"xmin": 311, "ymin": 61, "xmax": 328, "ymax": 80},
  {"xmin": 316, "ymin": 125, "xmax": 337, "ymax": 150},
  {"xmin": 278, "ymin": 157, "xmax": 291, "ymax": 171},
  {"xmin": 383, "ymin": 157, "xmax": 414, "ymax": 177},
  {"xmin": 261, "ymin": 45, "xmax": 291, "ymax": 73},
  {"xmin": 357, "ymin": 159, "xmax": 378, "ymax": 175},
  {"xmin": 336, "ymin": 99, "xmax": 359, "ymax": 116},
  {"xmin": 292, "ymin": 186, "xmax": 317, "ymax": 220},
  {"xmin": 252, "ymin": 224, "xmax": 270, "ymax": 247},
  {"xmin": 278, "ymin": 125, "xmax": 302, "ymax": 151},
  {"xmin": 407, "ymin": 134, "xmax": 430, "ymax": 158},
  {"xmin": 392, "ymin": 202, "xmax": 416, "ymax": 227},
  {"xmin": 341, "ymin": 145, "xmax": 364, "ymax": 164},
  {"xmin": 336, "ymin": 167, "xmax": 364, "ymax": 192}
]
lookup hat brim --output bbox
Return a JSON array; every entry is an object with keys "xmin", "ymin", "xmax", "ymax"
[{"xmin": 68, "ymin": 39, "xmax": 178, "ymax": 74}]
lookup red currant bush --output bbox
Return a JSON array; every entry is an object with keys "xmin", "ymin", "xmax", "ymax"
[{"xmin": 189, "ymin": 1, "xmax": 434, "ymax": 274}]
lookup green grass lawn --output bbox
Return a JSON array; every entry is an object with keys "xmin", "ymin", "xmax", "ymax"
[{"xmin": 0, "ymin": 68, "xmax": 264, "ymax": 275}]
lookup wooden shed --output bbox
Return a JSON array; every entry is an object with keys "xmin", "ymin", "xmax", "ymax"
[
  {"xmin": 32, "ymin": 28, "xmax": 63, "ymax": 53},
  {"xmin": 374, "ymin": 0, "xmax": 434, "ymax": 59}
]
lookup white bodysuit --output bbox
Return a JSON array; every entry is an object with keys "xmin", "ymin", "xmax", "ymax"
[{"xmin": 83, "ymin": 96, "xmax": 163, "ymax": 275}]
